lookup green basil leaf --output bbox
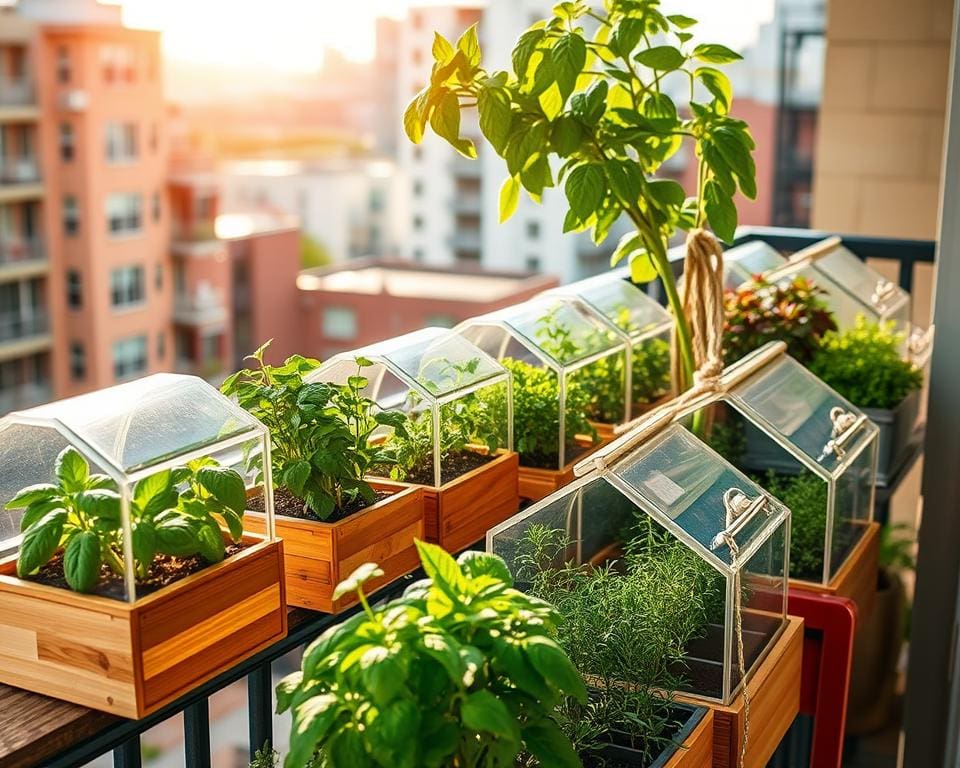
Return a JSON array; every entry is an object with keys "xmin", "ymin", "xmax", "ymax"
[
  {"xmin": 333, "ymin": 562, "xmax": 385, "ymax": 601},
  {"xmin": 523, "ymin": 718, "xmax": 581, "ymax": 768},
  {"xmin": 63, "ymin": 530, "xmax": 101, "ymax": 593},
  {"xmin": 460, "ymin": 689, "xmax": 519, "ymax": 739},
  {"xmin": 17, "ymin": 508, "xmax": 67, "ymax": 577},
  {"xmin": 523, "ymin": 635, "xmax": 588, "ymax": 701},
  {"xmin": 197, "ymin": 465, "xmax": 247, "ymax": 515},
  {"xmin": 634, "ymin": 45, "xmax": 686, "ymax": 71},
  {"xmin": 55, "ymin": 447, "xmax": 89, "ymax": 493},
  {"xmin": 5, "ymin": 483, "xmax": 57, "ymax": 510},
  {"xmin": 285, "ymin": 694, "xmax": 342, "ymax": 768}
]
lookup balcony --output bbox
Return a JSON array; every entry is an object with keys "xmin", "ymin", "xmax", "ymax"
[
  {"xmin": 449, "ymin": 229, "xmax": 481, "ymax": 251},
  {"xmin": 0, "ymin": 158, "xmax": 43, "ymax": 203},
  {"xmin": 0, "ymin": 381, "xmax": 51, "ymax": 416},
  {"xmin": 174, "ymin": 288, "xmax": 228, "ymax": 329},
  {"xmin": 0, "ymin": 310, "xmax": 50, "ymax": 360},
  {"xmin": 452, "ymin": 192, "xmax": 482, "ymax": 213},
  {"xmin": 0, "ymin": 76, "xmax": 35, "ymax": 109},
  {"xmin": 0, "ymin": 238, "xmax": 47, "ymax": 279}
]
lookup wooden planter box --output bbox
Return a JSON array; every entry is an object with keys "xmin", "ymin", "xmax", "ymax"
[
  {"xmin": 245, "ymin": 484, "xmax": 424, "ymax": 614},
  {"xmin": 373, "ymin": 450, "xmax": 519, "ymax": 554},
  {"xmin": 0, "ymin": 537, "xmax": 286, "ymax": 719},
  {"xmin": 790, "ymin": 520, "xmax": 881, "ymax": 622},
  {"xmin": 518, "ymin": 435, "xmax": 608, "ymax": 502},
  {"xmin": 594, "ymin": 705, "xmax": 713, "ymax": 766},
  {"xmin": 678, "ymin": 614, "xmax": 803, "ymax": 768}
]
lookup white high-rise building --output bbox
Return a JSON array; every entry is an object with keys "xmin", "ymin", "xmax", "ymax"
[{"xmin": 394, "ymin": 2, "xmax": 621, "ymax": 282}]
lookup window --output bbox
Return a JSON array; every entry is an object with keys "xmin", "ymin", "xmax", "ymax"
[
  {"xmin": 59, "ymin": 123, "xmax": 74, "ymax": 162},
  {"xmin": 412, "ymin": 248, "xmax": 424, "ymax": 262},
  {"xmin": 412, "ymin": 49, "xmax": 423, "ymax": 66},
  {"xmin": 69, "ymin": 342, "xmax": 85, "ymax": 381},
  {"xmin": 455, "ymin": 176, "xmax": 481, "ymax": 196},
  {"xmin": 323, "ymin": 307, "xmax": 357, "ymax": 341},
  {"xmin": 425, "ymin": 314, "xmax": 456, "ymax": 329},
  {"xmin": 413, "ymin": 179, "xmax": 423, "ymax": 197},
  {"xmin": 66, "ymin": 270, "xmax": 82, "ymax": 309},
  {"xmin": 196, "ymin": 193, "xmax": 215, "ymax": 222},
  {"xmin": 101, "ymin": 44, "xmax": 135, "ymax": 84},
  {"xmin": 369, "ymin": 187, "xmax": 385, "ymax": 212},
  {"xmin": 56, "ymin": 46, "xmax": 71, "ymax": 83},
  {"xmin": 113, "ymin": 336, "xmax": 147, "ymax": 381},
  {"xmin": 63, "ymin": 196, "xmax": 79, "ymax": 236},
  {"xmin": 455, "ymin": 250, "xmax": 481, "ymax": 263},
  {"xmin": 106, "ymin": 193, "xmax": 142, "ymax": 235},
  {"xmin": 156, "ymin": 331, "xmax": 165, "ymax": 360},
  {"xmin": 202, "ymin": 333, "xmax": 220, "ymax": 363},
  {"xmin": 154, "ymin": 263, "xmax": 163, "ymax": 291},
  {"xmin": 110, "ymin": 265, "xmax": 145, "ymax": 308},
  {"xmin": 152, "ymin": 191, "xmax": 161, "ymax": 222},
  {"xmin": 413, "ymin": 215, "xmax": 424, "ymax": 231},
  {"xmin": 525, "ymin": 256, "xmax": 541, "ymax": 272},
  {"xmin": 526, "ymin": 220, "xmax": 540, "ymax": 239},
  {"xmin": 105, "ymin": 122, "xmax": 138, "ymax": 163}
]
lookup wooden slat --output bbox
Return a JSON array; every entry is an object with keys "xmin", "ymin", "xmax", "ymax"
[
  {"xmin": 435, "ymin": 451, "xmax": 519, "ymax": 552},
  {"xmin": 790, "ymin": 521, "xmax": 881, "ymax": 622},
  {"xmin": 665, "ymin": 707, "xmax": 714, "ymax": 767},
  {"xmin": 679, "ymin": 615, "xmax": 803, "ymax": 768},
  {"xmin": 518, "ymin": 464, "xmax": 575, "ymax": 501}
]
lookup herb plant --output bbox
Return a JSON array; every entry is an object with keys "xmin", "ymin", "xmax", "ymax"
[
  {"xmin": 495, "ymin": 357, "xmax": 597, "ymax": 468},
  {"xmin": 809, "ymin": 318, "xmax": 923, "ymax": 410},
  {"xmin": 8, "ymin": 447, "xmax": 246, "ymax": 593},
  {"xmin": 221, "ymin": 342, "xmax": 406, "ymax": 520},
  {"xmin": 723, "ymin": 274, "xmax": 837, "ymax": 365},
  {"xmin": 276, "ymin": 541, "xmax": 586, "ymax": 768},
  {"xmin": 515, "ymin": 520, "xmax": 721, "ymax": 762},
  {"xmin": 385, "ymin": 357, "xmax": 505, "ymax": 483},
  {"xmin": 405, "ymin": 2, "xmax": 757, "ymax": 390}
]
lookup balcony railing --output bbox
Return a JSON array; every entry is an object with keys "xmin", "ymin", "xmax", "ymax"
[
  {"xmin": 452, "ymin": 193, "xmax": 482, "ymax": 213},
  {"xmin": 0, "ymin": 157, "xmax": 41, "ymax": 186},
  {"xmin": 0, "ymin": 382, "xmax": 51, "ymax": 415},
  {"xmin": 0, "ymin": 238, "xmax": 46, "ymax": 267},
  {"xmin": 0, "ymin": 310, "xmax": 48, "ymax": 344},
  {"xmin": 449, "ymin": 229, "xmax": 481, "ymax": 251},
  {"xmin": 174, "ymin": 290, "xmax": 228, "ymax": 327},
  {"xmin": 0, "ymin": 76, "xmax": 34, "ymax": 107},
  {"xmin": 172, "ymin": 220, "xmax": 218, "ymax": 243}
]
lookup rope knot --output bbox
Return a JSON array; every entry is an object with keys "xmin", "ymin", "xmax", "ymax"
[{"xmin": 678, "ymin": 227, "xmax": 726, "ymax": 394}]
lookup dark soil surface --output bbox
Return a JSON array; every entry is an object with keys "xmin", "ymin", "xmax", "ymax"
[
  {"xmin": 402, "ymin": 449, "xmax": 494, "ymax": 485},
  {"xmin": 250, "ymin": 486, "xmax": 390, "ymax": 524},
  {"xmin": 582, "ymin": 708, "xmax": 689, "ymax": 767},
  {"xmin": 29, "ymin": 543, "xmax": 247, "ymax": 601}
]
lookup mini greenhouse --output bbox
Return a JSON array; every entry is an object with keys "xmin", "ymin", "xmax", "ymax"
[
  {"xmin": 766, "ymin": 236, "xmax": 912, "ymax": 339},
  {"xmin": 487, "ymin": 419, "xmax": 790, "ymax": 705},
  {"xmin": 542, "ymin": 271, "xmax": 674, "ymax": 421},
  {"xmin": 306, "ymin": 327, "xmax": 512, "ymax": 487},
  {"xmin": 721, "ymin": 240, "xmax": 787, "ymax": 290},
  {"xmin": 681, "ymin": 342, "xmax": 879, "ymax": 594},
  {"xmin": 454, "ymin": 297, "xmax": 627, "ymax": 475},
  {"xmin": 0, "ymin": 374, "xmax": 285, "ymax": 717},
  {"xmin": 304, "ymin": 328, "xmax": 518, "ymax": 552}
]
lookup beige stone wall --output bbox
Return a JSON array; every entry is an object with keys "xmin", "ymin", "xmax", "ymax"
[{"xmin": 812, "ymin": 0, "xmax": 954, "ymax": 239}]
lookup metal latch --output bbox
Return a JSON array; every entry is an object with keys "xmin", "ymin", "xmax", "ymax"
[{"xmin": 818, "ymin": 406, "xmax": 867, "ymax": 461}]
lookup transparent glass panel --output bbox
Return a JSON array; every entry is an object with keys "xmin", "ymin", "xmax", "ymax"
[
  {"xmin": 828, "ymin": 439, "xmax": 876, "ymax": 581},
  {"xmin": 436, "ymin": 380, "xmax": 510, "ymax": 485},
  {"xmin": 552, "ymin": 274, "xmax": 672, "ymax": 342},
  {"xmin": 24, "ymin": 373, "xmax": 260, "ymax": 473},
  {"xmin": 632, "ymin": 328, "xmax": 673, "ymax": 412},
  {"xmin": 723, "ymin": 241, "xmax": 785, "ymax": 290},
  {"xmin": 730, "ymin": 355, "xmax": 873, "ymax": 476},
  {"xmin": 613, "ymin": 425, "xmax": 787, "ymax": 567},
  {"xmin": 0, "ymin": 375, "xmax": 273, "ymax": 603},
  {"xmin": 812, "ymin": 245, "xmax": 911, "ymax": 332},
  {"xmin": 383, "ymin": 328, "xmax": 505, "ymax": 397},
  {"xmin": 568, "ymin": 349, "xmax": 628, "ymax": 426},
  {"xmin": 730, "ymin": 521, "xmax": 788, "ymax": 693},
  {"xmin": 496, "ymin": 298, "xmax": 622, "ymax": 367}
]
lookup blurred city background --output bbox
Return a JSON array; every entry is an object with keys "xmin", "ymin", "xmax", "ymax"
[{"xmin": 0, "ymin": 0, "xmax": 949, "ymax": 763}]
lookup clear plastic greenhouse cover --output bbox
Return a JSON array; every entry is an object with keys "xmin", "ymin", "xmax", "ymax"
[
  {"xmin": 729, "ymin": 354, "xmax": 878, "ymax": 478},
  {"xmin": 310, "ymin": 327, "xmax": 507, "ymax": 401},
  {"xmin": 722, "ymin": 241, "xmax": 786, "ymax": 290},
  {"xmin": 0, "ymin": 373, "xmax": 273, "ymax": 596},
  {"xmin": 460, "ymin": 297, "xmax": 622, "ymax": 369},
  {"xmin": 544, "ymin": 272, "xmax": 672, "ymax": 341}
]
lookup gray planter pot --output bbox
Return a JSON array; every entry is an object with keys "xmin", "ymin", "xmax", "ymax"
[{"xmin": 864, "ymin": 388, "xmax": 921, "ymax": 486}]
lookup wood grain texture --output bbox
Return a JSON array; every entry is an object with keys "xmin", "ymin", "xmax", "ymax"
[
  {"xmin": 246, "ymin": 484, "xmax": 425, "ymax": 613},
  {"xmin": 665, "ymin": 707, "xmax": 714, "ymax": 768},
  {"xmin": 679, "ymin": 615, "xmax": 803, "ymax": 768},
  {"xmin": 518, "ymin": 464, "xmax": 575, "ymax": 502},
  {"xmin": 790, "ymin": 521, "xmax": 880, "ymax": 623},
  {"xmin": 0, "ymin": 538, "xmax": 286, "ymax": 719}
]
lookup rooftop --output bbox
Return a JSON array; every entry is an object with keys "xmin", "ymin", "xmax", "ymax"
[
  {"xmin": 296, "ymin": 261, "xmax": 552, "ymax": 302},
  {"xmin": 215, "ymin": 211, "xmax": 299, "ymax": 239}
]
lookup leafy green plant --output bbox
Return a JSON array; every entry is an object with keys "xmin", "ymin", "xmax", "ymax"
[
  {"xmin": 631, "ymin": 335, "xmax": 672, "ymax": 407},
  {"xmin": 879, "ymin": 522, "xmax": 916, "ymax": 572},
  {"xmin": 494, "ymin": 357, "xmax": 597, "ymax": 468},
  {"xmin": 8, "ymin": 447, "xmax": 246, "ymax": 593},
  {"xmin": 386, "ymin": 357, "xmax": 505, "ymax": 483},
  {"xmin": 276, "ymin": 541, "xmax": 586, "ymax": 768},
  {"xmin": 809, "ymin": 318, "xmax": 923, "ymax": 410},
  {"xmin": 405, "ymin": 2, "xmax": 757, "ymax": 390},
  {"xmin": 221, "ymin": 342, "xmax": 406, "ymax": 520},
  {"xmin": 723, "ymin": 274, "xmax": 837, "ymax": 365},
  {"xmin": 515, "ymin": 520, "xmax": 721, "ymax": 762},
  {"xmin": 757, "ymin": 470, "xmax": 828, "ymax": 581}
]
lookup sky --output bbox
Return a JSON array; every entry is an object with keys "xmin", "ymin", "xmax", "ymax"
[{"xmin": 116, "ymin": 0, "xmax": 775, "ymax": 75}]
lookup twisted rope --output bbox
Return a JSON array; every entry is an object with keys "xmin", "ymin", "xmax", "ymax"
[
  {"xmin": 674, "ymin": 228, "xmax": 727, "ymax": 405},
  {"xmin": 718, "ymin": 529, "xmax": 750, "ymax": 768}
]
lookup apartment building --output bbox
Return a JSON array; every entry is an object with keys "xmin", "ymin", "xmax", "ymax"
[
  {"xmin": 0, "ymin": 0, "xmax": 170, "ymax": 413},
  {"xmin": 393, "ymin": 1, "xmax": 632, "ymax": 283}
]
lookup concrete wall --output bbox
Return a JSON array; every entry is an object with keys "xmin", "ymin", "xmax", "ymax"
[{"xmin": 812, "ymin": 0, "xmax": 953, "ymax": 239}]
